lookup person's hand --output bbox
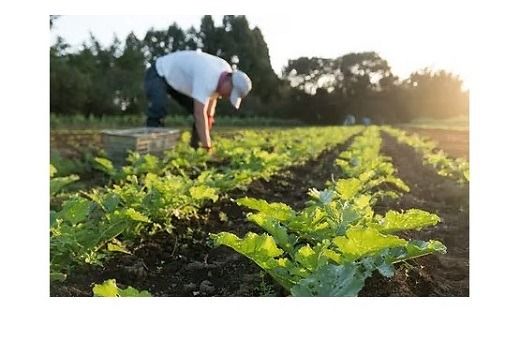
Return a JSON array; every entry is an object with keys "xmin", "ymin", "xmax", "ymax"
[
  {"xmin": 202, "ymin": 145, "xmax": 213, "ymax": 154},
  {"xmin": 208, "ymin": 115, "xmax": 215, "ymax": 130}
]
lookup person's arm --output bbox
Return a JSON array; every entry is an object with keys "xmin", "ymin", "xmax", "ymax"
[
  {"xmin": 193, "ymin": 100, "xmax": 211, "ymax": 149},
  {"xmin": 206, "ymin": 97, "xmax": 217, "ymax": 129}
]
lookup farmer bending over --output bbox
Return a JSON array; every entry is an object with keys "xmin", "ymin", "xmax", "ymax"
[{"xmin": 144, "ymin": 50, "xmax": 252, "ymax": 151}]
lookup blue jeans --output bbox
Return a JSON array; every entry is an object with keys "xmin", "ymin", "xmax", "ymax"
[{"xmin": 144, "ymin": 61, "xmax": 199, "ymax": 147}]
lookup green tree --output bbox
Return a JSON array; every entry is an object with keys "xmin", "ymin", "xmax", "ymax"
[
  {"xmin": 404, "ymin": 69, "xmax": 469, "ymax": 119},
  {"xmin": 50, "ymin": 37, "xmax": 91, "ymax": 115},
  {"xmin": 198, "ymin": 15, "xmax": 219, "ymax": 55},
  {"xmin": 142, "ymin": 23, "xmax": 189, "ymax": 64},
  {"xmin": 282, "ymin": 51, "xmax": 405, "ymax": 124},
  {"xmin": 283, "ymin": 57, "xmax": 339, "ymax": 94},
  {"xmin": 77, "ymin": 34, "xmax": 120, "ymax": 116},
  {"xmin": 112, "ymin": 32, "xmax": 147, "ymax": 114}
]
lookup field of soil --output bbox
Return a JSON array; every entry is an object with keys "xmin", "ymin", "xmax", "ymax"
[
  {"xmin": 360, "ymin": 133, "xmax": 469, "ymax": 296},
  {"xmin": 404, "ymin": 127, "xmax": 469, "ymax": 160},
  {"xmin": 50, "ymin": 127, "xmax": 469, "ymax": 297}
]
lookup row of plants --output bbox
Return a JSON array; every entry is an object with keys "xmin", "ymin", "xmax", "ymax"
[
  {"xmin": 210, "ymin": 127, "xmax": 446, "ymax": 296},
  {"xmin": 93, "ymin": 127, "xmax": 365, "ymax": 183},
  {"xmin": 50, "ymin": 127, "xmax": 363, "ymax": 283},
  {"xmin": 51, "ymin": 114, "xmax": 302, "ymax": 130},
  {"xmin": 381, "ymin": 126, "xmax": 469, "ymax": 183}
]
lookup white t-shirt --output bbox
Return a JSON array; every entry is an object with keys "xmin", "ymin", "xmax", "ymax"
[{"xmin": 155, "ymin": 50, "xmax": 232, "ymax": 105}]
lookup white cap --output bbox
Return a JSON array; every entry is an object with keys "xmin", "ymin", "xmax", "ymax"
[{"xmin": 229, "ymin": 70, "xmax": 252, "ymax": 109}]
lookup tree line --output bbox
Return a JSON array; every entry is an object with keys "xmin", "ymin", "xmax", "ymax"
[{"xmin": 50, "ymin": 15, "xmax": 469, "ymax": 124}]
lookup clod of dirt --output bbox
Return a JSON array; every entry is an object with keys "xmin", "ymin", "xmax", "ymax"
[
  {"xmin": 185, "ymin": 261, "xmax": 206, "ymax": 270},
  {"xmin": 183, "ymin": 282, "xmax": 197, "ymax": 291},
  {"xmin": 199, "ymin": 280, "xmax": 215, "ymax": 294}
]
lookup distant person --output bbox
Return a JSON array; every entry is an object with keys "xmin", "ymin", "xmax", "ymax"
[
  {"xmin": 343, "ymin": 114, "xmax": 356, "ymax": 125},
  {"xmin": 144, "ymin": 50, "xmax": 252, "ymax": 151}
]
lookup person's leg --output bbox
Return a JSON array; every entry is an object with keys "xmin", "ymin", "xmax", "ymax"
[
  {"xmin": 144, "ymin": 63, "xmax": 168, "ymax": 127},
  {"xmin": 167, "ymin": 87, "xmax": 199, "ymax": 148},
  {"xmin": 190, "ymin": 121, "xmax": 199, "ymax": 149}
]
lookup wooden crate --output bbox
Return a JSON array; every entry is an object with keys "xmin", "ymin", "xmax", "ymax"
[{"xmin": 102, "ymin": 127, "xmax": 181, "ymax": 165}]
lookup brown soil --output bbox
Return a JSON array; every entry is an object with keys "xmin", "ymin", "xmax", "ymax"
[
  {"xmin": 403, "ymin": 127, "xmax": 469, "ymax": 160},
  {"xmin": 359, "ymin": 132, "xmax": 469, "ymax": 296}
]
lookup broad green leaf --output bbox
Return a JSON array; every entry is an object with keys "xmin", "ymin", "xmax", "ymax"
[
  {"xmin": 143, "ymin": 172, "xmax": 159, "ymax": 188},
  {"xmin": 294, "ymin": 245, "xmax": 318, "ymax": 271},
  {"xmin": 378, "ymin": 209, "xmax": 441, "ymax": 233},
  {"xmin": 211, "ymin": 232, "xmax": 284, "ymax": 270},
  {"xmin": 93, "ymin": 279, "xmax": 119, "ymax": 297},
  {"xmin": 50, "ymin": 164, "xmax": 57, "ymax": 178},
  {"xmin": 399, "ymin": 240, "xmax": 447, "ymax": 261},
  {"xmin": 102, "ymin": 193, "xmax": 120, "ymax": 213},
  {"xmin": 290, "ymin": 263, "xmax": 367, "ymax": 297},
  {"xmin": 118, "ymin": 286, "xmax": 152, "ymax": 297},
  {"xmin": 340, "ymin": 206, "xmax": 360, "ymax": 226},
  {"xmin": 237, "ymin": 197, "xmax": 295, "ymax": 221},
  {"xmin": 353, "ymin": 194, "xmax": 371, "ymax": 210},
  {"xmin": 180, "ymin": 131, "xmax": 192, "ymax": 144},
  {"xmin": 86, "ymin": 190, "xmax": 121, "ymax": 212},
  {"xmin": 189, "ymin": 185, "xmax": 218, "ymax": 202},
  {"xmin": 386, "ymin": 177, "xmax": 410, "ymax": 192},
  {"xmin": 58, "ymin": 197, "xmax": 91, "ymax": 225},
  {"xmin": 96, "ymin": 219, "xmax": 130, "ymax": 246},
  {"xmin": 335, "ymin": 158, "xmax": 353, "ymax": 175},
  {"xmin": 124, "ymin": 208, "xmax": 150, "ymax": 223},
  {"xmin": 92, "ymin": 279, "xmax": 152, "ymax": 297},
  {"xmin": 50, "ymin": 272, "xmax": 67, "ymax": 282},
  {"xmin": 248, "ymin": 213, "xmax": 293, "ymax": 251},
  {"xmin": 335, "ymin": 178, "xmax": 362, "ymax": 200},
  {"xmin": 308, "ymin": 188, "xmax": 336, "ymax": 205},
  {"xmin": 295, "ymin": 242, "xmax": 334, "ymax": 272},
  {"xmin": 359, "ymin": 253, "xmax": 396, "ymax": 278},
  {"xmin": 50, "ymin": 175, "xmax": 79, "ymax": 195},
  {"xmin": 375, "ymin": 263, "xmax": 395, "ymax": 278},
  {"xmin": 321, "ymin": 202, "xmax": 360, "ymax": 236},
  {"xmin": 107, "ymin": 240, "xmax": 132, "ymax": 254},
  {"xmin": 127, "ymin": 154, "xmax": 160, "ymax": 175},
  {"xmin": 333, "ymin": 227, "xmax": 407, "ymax": 260},
  {"xmin": 93, "ymin": 157, "xmax": 116, "ymax": 176},
  {"xmin": 322, "ymin": 249, "xmax": 342, "ymax": 264},
  {"xmin": 359, "ymin": 170, "xmax": 376, "ymax": 183},
  {"xmin": 286, "ymin": 206, "xmax": 329, "ymax": 238}
]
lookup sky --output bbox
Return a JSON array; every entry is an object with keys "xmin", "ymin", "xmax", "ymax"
[{"xmin": 50, "ymin": 14, "xmax": 472, "ymax": 88}]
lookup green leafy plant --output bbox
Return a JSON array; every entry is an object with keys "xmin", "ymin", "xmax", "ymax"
[
  {"xmin": 212, "ymin": 197, "xmax": 444, "ymax": 296},
  {"xmin": 50, "ymin": 164, "xmax": 79, "ymax": 196},
  {"xmin": 51, "ymin": 127, "xmax": 363, "ymax": 281},
  {"xmin": 211, "ymin": 127, "xmax": 446, "ymax": 296},
  {"xmin": 92, "ymin": 279, "xmax": 152, "ymax": 297},
  {"xmin": 382, "ymin": 126, "xmax": 469, "ymax": 183}
]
